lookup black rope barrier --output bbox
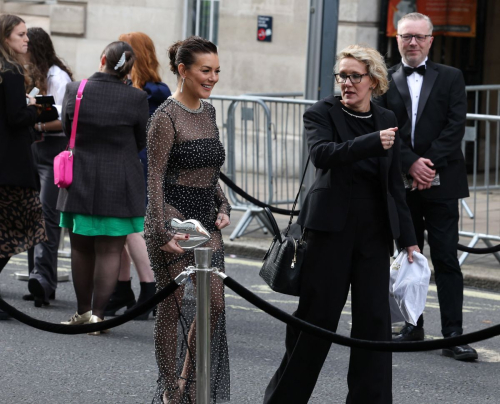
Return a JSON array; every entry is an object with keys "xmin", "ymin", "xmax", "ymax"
[
  {"xmin": 0, "ymin": 280, "xmax": 179, "ymax": 334},
  {"xmin": 457, "ymin": 243, "xmax": 500, "ymax": 254},
  {"xmin": 219, "ymin": 173, "xmax": 300, "ymax": 216},
  {"xmin": 221, "ymin": 172, "xmax": 500, "ymax": 255},
  {"xmin": 222, "ymin": 275, "xmax": 500, "ymax": 352}
]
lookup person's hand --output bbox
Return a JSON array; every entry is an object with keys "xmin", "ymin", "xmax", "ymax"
[
  {"xmin": 406, "ymin": 245, "xmax": 420, "ymax": 263},
  {"xmin": 409, "ymin": 158, "xmax": 435, "ymax": 186},
  {"xmin": 380, "ymin": 127, "xmax": 398, "ymax": 150},
  {"xmin": 411, "ymin": 178, "xmax": 432, "ymax": 191},
  {"xmin": 160, "ymin": 233, "xmax": 190, "ymax": 254},
  {"xmin": 26, "ymin": 94, "xmax": 36, "ymax": 106},
  {"xmin": 215, "ymin": 213, "xmax": 230, "ymax": 230}
]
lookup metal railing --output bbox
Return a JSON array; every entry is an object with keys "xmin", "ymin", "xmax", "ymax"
[
  {"xmin": 209, "ymin": 95, "xmax": 314, "ymax": 240},
  {"xmin": 210, "ymin": 90, "xmax": 500, "ymax": 266},
  {"xmin": 459, "ymin": 113, "xmax": 500, "ymax": 265},
  {"xmin": 466, "ymin": 85, "xmax": 500, "ymax": 191}
]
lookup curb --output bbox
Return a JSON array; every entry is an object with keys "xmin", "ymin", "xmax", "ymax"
[
  {"xmin": 225, "ymin": 242, "xmax": 267, "ymax": 260},
  {"xmin": 225, "ymin": 242, "xmax": 500, "ymax": 293}
]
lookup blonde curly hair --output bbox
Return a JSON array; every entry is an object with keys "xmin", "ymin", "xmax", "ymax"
[{"xmin": 334, "ymin": 44, "xmax": 389, "ymax": 97}]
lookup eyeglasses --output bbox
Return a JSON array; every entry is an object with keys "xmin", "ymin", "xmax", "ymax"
[
  {"xmin": 334, "ymin": 73, "xmax": 369, "ymax": 84},
  {"xmin": 397, "ymin": 34, "xmax": 432, "ymax": 43}
]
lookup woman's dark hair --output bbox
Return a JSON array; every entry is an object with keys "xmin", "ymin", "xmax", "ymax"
[
  {"xmin": 27, "ymin": 27, "xmax": 73, "ymax": 94},
  {"xmin": 0, "ymin": 14, "xmax": 26, "ymax": 81},
  {"xmin": 101, "ymin": 41, "xmax": 136, "ymax": 80},
  {"xmin": 168, "ymin": 36, "xmax": 218, "ymax": 76}
]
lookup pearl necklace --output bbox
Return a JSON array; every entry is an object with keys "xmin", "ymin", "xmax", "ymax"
[
  {"xmin": 342, "ymin": 108, "xmax": 372, "ymax": 119},
  {"xmin": 169, "ymin": 96, "xmax": 204, "ymax": 114}
]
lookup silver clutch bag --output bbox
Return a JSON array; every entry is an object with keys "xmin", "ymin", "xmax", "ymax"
[{"xmin": 170, "ymin": 218, "xmax": 211, "ymax": 250}]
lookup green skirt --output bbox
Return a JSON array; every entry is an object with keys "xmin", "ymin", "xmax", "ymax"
[{"xmin": 60, "ymin": 212, "xmax": 144, "ymax": 236}]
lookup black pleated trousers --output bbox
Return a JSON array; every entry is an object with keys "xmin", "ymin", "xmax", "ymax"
[
  {"xmin": 264, "ymin": 198, "xmax": 392, "ymax": 404},
  {"xmin": 405, "ymin": 192, "xmax": 463, "ymax": 336}
]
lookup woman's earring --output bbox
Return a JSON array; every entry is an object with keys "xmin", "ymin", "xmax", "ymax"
[{"xmin": 180, "ymin": 77, "xmax": 185, "ymax": 93}]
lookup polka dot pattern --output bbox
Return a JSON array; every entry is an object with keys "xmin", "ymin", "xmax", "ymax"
[{"xmin": 145, "ymin": 97, "xmax": 231, "ymax": 403}]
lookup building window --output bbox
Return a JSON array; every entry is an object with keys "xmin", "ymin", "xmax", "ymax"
[{"xmin": 184, "ymin": 0, "xmax": 220, "ymax": 45}]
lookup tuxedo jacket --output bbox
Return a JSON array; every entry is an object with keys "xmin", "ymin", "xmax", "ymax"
[
  {"xmin": 297, "ymin": 95, "xmax": 417, "ymax": 249},
  {"xmin": 374, "ymin": 61, "xmax": 469, "ymax": 199}
]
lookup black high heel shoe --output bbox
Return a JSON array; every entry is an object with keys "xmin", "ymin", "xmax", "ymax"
[
  {"xmin": 22, "ymin": 291, "xmax": 56, "ymax": 302},
  {"xmin": 178, "ymin": 376, "xmax": 196, "ymax": 403},
  {"xmin": 28, "ymin": 278, "xmax": 52, "ymax": 307},
  {"xmin": 124, "ymin": 282, "xmax": 156, "ymax": 320},
  {"xmin": 104, "ymin": 279, "xmax": 136, "ymax": 316},
  {"xmin": 163, "ymin": 386, "xmax": 180, "ymax": 404}
]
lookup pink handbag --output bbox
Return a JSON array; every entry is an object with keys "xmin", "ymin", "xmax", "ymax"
[{"xmin": 54, "ymin": 79, "xmax": 87, "ymax": 188}]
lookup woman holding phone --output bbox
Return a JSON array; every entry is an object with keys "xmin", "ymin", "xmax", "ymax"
[{"xmin": 23, "ymin": 27, "xmax": 73, "ymax": 307}]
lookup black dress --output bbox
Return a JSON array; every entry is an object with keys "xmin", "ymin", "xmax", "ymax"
[{"xmin": 145, "ymin": 97, "xmax": 231, "ymax": 403}]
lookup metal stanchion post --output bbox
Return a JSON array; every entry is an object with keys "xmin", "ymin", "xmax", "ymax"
[{"xmin": 194, "ymin": 247, "xmax": 212, "ymax": 404}]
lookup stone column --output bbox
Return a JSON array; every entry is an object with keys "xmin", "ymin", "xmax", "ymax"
[{"xmin": 337, "ymin": 0, "xmax": 381, "ymax": 52}]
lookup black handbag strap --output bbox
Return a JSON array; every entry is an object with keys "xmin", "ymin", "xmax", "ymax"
[{"xmin": 283, "ymin": 156, "xmax": 310, "ymax": 236}]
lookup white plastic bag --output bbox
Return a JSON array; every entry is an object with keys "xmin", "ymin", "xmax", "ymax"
[{"xmin": 389, "ymin": 250, "xmax": 431, "ymax": 326}]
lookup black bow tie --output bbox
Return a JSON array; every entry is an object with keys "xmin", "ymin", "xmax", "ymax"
[{"xmin": 403, "ymin": 65, "xmax": 426, "ymax": 76}]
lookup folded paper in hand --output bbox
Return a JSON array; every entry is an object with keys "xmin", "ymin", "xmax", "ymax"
[{"xmin": 389, "ymin": 250, "xmax": 431, "ymax": 326}]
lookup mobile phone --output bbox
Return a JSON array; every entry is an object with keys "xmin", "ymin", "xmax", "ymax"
[
  {"xmin": 26, "ymin": 87, "xmax": 40, "ymax": 105},
  {"xmin": 35, "ymin": 95, "xmax": 56, "ymax": 105}
]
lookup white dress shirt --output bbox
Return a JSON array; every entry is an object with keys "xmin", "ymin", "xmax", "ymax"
[
  {"xmin": 47, "ymin": 65, "xmax": 72, "ymax": 120},
  {"xmin": 46, "ymin": 65, "xmax": 72, "ymax": 136},
  {"xmin": 402, "ymin": 57, "xmax": 427, "ymax": 147}
]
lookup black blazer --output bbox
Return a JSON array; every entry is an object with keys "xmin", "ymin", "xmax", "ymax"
[
  {"xmin": 56, "ymin": 73, "xmax": 149, "ymax": 218},
  {"xmin": 0, "ymin": 64, "xmax": 38, "ymax": 189},
  {"xmin": 374, "ymin": 61, "xmax": 469, "ymax": 199},
  {"xmin": 297, "ymin": 96, "xmax": 417, "ymax": 249}
]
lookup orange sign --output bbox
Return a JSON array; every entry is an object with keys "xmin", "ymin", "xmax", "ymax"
[{"xmin": 387, "ymin": 0, "xmax": 477, "ymax": 37}]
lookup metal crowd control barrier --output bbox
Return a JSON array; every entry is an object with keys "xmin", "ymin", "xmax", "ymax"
[
  {"xmin": 209, "ymin": 95, "xmax": 314, "ymax": 240},
  {"xmin": 211, "ymin": 90, "xmax": 500, "ymax": 266},
  {"xmin": 460, "ymin": 112, "xmax": 500, "ymax": 265},
  {"xmin": 460, "ymin": 85, "xmax": 500, "ymax": 265}
]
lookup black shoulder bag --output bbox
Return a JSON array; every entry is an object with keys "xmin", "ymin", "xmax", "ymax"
[{"xmin": 259, "ymin": 157, "xmax": 310, "ymax": 296}]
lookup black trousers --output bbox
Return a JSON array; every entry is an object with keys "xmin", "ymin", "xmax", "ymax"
[
  {"xmin": 27, "ymin": 136, "xmax": 67, "ymax": 295},
  {"xmin": 406, "ymin": 192, "xmax": 463, "ymax": 336},
  {"xmin": 264, "ymin": 199, "xmax": 392, "ymax": 404}
]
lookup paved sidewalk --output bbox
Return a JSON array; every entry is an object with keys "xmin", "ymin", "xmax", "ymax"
[{"xmin": 222, "ymin": 208, "xmax": 500, "ymax": 291}]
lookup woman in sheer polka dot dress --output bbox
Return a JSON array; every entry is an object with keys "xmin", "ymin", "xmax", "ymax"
[{"xmin": 145, "ymin": 36, "xmax": 231, "ymax": 404}]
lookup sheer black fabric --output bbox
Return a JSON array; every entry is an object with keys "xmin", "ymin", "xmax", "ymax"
[{"xmin": 145, "ymin": 97, "xmax": 231, "ymax": 403}]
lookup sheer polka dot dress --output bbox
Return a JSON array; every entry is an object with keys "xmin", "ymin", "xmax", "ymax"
[{"xmin": 145, "ymin": 97, "xmax": 231, "ymax": 403}]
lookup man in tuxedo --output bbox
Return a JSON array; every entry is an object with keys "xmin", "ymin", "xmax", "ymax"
[{"xmin": 375, "ymin": 12, "xmax": 477, "ymax": 361}]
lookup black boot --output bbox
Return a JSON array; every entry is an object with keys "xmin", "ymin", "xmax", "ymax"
[
  {"xmin": 125, "ymin": 282, "xmax": 156, "ymax": 320},
  {"xmin": 104, "ymin": 279, "xmax": 136, "ymax": 316}
]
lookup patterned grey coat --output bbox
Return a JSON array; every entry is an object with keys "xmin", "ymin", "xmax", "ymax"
[{"xmin": 56, "ymin": 72, "xmax": 149, "ymax": 217}]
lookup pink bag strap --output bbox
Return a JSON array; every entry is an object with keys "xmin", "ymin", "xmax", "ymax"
[{"xmin": 68, "ymin": 79, "xmax": 88, "ymax": 150}]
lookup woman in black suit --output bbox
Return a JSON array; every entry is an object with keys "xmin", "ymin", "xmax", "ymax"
[
  {"xmin": 57, "ymin": 41, "xmax": 149, "ymax": 332},
  {"xmin": 0, "ymin": 14, "xmax": 46, "ymax": 320},
  {"xmin": 264, "ymin": 45, "xmax": 419, "ymax": 404}
]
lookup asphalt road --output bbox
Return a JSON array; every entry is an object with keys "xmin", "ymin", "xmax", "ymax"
[{"xmin": 1, "ymin": 253, "xmax": 500, "ymax": 403}]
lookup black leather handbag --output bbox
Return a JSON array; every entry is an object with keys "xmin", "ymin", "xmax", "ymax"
[{"xmin": 259, "ymin": 158, "xmax": 309, "ymax": 296}]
